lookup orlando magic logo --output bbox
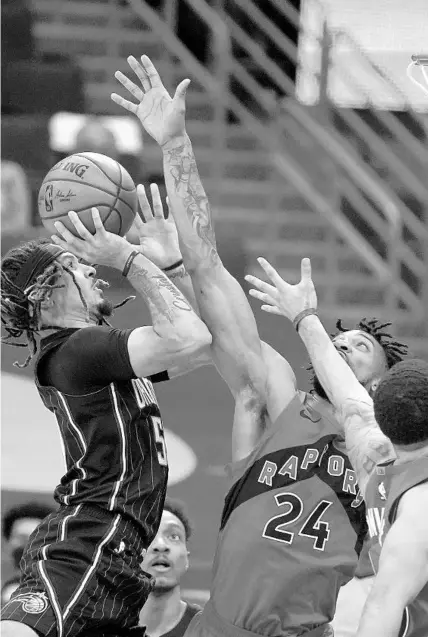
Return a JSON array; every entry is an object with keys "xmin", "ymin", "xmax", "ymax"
[{"xmin": 6, "ymin": 592, "xmax": 49, "ymax": 614}]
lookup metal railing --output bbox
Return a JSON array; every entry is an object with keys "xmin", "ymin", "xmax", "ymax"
[{"xmin": 125, "ymin": 0, "xmax": 425, "ymax": 317}]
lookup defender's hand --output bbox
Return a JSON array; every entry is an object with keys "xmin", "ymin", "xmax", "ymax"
[
  {"xmin": 51, "ymin": 208, "xmax": 133, "ymax": 270},
  {"xmin": 130, "ymin": 184, "xmax": 182, "ymax": 269},
  {"xmin": 245, "ymin": 257, "xmax": 317, "ymax": 322},
  {"xmin": 111, "ymin": 55, "xmax": 190, "ymax": 147}
]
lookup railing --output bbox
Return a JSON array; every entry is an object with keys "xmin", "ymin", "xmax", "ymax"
[{"xmin": 124, "ymin": 0, "xmax": 426, "ymax": 318}]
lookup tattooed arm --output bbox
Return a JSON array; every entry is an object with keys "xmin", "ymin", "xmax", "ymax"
[
  {"xmin": 125, "ymin": 250, "xmax": 212, "ymax": 378},
  {"xmin": 112, "ymin": 55, "xmax": 296, "ymax": 461},
  {"xmin": 162, "ymin": 134, "xmax": 296, "ymax": 461}
]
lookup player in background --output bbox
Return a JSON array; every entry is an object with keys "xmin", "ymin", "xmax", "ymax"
[
  {"xmin": 0, "ymin": 190, "xmax": 211, "ymax": 637},
  {"xmin": 247, "ymin": 257, "xmax": 428, "ymax": 637},
  {"xmin": 112, "ymin": 55, "xmax": 407, "ymax": 637},
  {"xmin": 139, "ymin": 498, "xmax": 201, "ymax": 637}
]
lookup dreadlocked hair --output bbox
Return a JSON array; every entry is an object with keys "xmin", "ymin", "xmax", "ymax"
[
  {"xmin": 1, "ymin": 239, "xmax": 135, "ymax": 369},
  {"xmin": 1, "ymin": 239, "xmax": 86, "ymax": 368},
  {"xmin": 334, "ymin": 317, "xmax": 408, "ymax": 368}
]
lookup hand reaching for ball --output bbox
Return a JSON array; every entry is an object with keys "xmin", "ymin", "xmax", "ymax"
[
  {"xmin": 128, "ymin": 184, "xmax": 182, "ymax": 269},
  {"xmin": 51, "ymin": 208, "xmax": 134, "ymax": 270},
  {"xmin": 111, "ymin": 55, "xmax": 190, "ymax": 147}
]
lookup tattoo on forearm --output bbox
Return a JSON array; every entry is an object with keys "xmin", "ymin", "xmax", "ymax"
[
  {"xmin": 167, "ymin": 266, "xmax": 188, "ymax": 281},
  {"xmin": 165, "ymin": 140, "xmax": 219, "ymax": 267},
  {"xmin": 127, "ymin": 263, "xmax": 191, "ymax": 323}
]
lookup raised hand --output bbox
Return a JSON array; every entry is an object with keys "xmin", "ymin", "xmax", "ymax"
[
  {"xmin": 130, "ymin": 184, "xmax": 182, "ymax": 269},
  {"xmin": 111, "ymin": 55, "xmax": 190, "ymax": 147},
  {"xmin": 51, "ymin": 208, "xmax": 133, "ymax": 270},
  {"xmin": 245, "ymin": 257, "xmax": 317, "ymax": 322}
]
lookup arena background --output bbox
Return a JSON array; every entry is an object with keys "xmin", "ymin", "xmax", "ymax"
[{"xmin": 1, "ymin": 0, "xmax": 427, "ymax": 607}]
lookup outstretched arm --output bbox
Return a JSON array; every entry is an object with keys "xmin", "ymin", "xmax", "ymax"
[
  {"xmin": 112, "ymin": 55, "xmax": 297, "ymax": 460},
  {"xmin": 246, "ymin": 257, "xmax": 395, "ymax": 496},
  {"xmin": 357, "ymin": 483, "xmax": 428, "ymax": 637}
]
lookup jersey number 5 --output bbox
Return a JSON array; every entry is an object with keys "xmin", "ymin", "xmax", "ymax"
[
  {"xmin": 151, "ymin": 416, "xmax": 168, "ymax": 467},
  {"xmin": 263, "ymin": 493, "xmax": 332, "ymax": 551}
]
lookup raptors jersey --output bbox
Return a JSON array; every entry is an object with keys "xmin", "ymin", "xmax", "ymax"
[
  {"xmin": 34, "ymin": 328, "xmax": 168, "ymax": 546},
  {"xmin": 210, "ymin": 391, "xmax": 367, "ymax": 636},
  {"xmin": 365, "ymin": 457, "xmax": 428, "ymax": 637}
]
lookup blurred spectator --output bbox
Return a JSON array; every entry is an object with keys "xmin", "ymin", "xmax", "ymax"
[
  {"xmin": 1, "ymin": 161, "xmax": 31, "ymax": 233},
  {"xmin": 139, "ymin": 498, "xmax": 201, "ymax": 637},
  {"xmin": 1, "ymin": 575, "xmax": 21, "ymax": 608},
  {"xmin": 2, "ymin": 502, "xmax": 55, "ymax": 570},
  {"xmin": 73, "ymin": 118, "xmax": 120, "ymax": 161}
]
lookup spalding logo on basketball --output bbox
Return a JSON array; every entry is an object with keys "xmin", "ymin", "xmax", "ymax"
[{"xmin": 38, "ymin": 152, "xmax": 137, "ymax": 237}]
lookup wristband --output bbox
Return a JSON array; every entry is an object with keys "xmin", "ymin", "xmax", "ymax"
[
  {"xmin": 162, "ymin": 259, "xmax": 184, "ymax": 272},
  {"xmin": 122, "ymin": 251, "xmax": 140, "ymax": 278},
  {"xmin": 293, "ymin": 308, "xmax": 318, "ymax": 331}
]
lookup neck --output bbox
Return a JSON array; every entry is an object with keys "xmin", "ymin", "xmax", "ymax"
[
  {"xmin": 139, "ymin": 587, "xmax": 186, "ymax": 636},
  {"xmin": 394, "ymin": 443, "xmax": 428, "ymax": 465}
]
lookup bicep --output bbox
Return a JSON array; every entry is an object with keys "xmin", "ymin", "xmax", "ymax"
[
  {"xmin": 341, "ymin": 402, "xmax": 395, "ymax": 497},
  {"xmin": 127, "ymin": 326, "xmax": 204, "ymax": 378}
]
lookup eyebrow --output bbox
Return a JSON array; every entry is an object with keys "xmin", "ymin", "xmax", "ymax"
[
  {"xmin": 356, "ymin": 332, "xmax": 376, "ymax": 347},
  {"xmin": 163, "ymin": 523, "xmax": 185, "ymax": 534}
]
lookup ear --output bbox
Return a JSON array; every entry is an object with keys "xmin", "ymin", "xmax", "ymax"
[{"xmin": 369, "ymin": 376, "xmax": 382, "ymax": 395}]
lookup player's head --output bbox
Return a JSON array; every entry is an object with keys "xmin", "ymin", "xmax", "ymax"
[
  {"xmin": 74, "ymin": 118, "xmax": 120, "ymax": 160},
  {"xmin": 1, "ymin": 239, "xmax": 114, "ymax": 367},
  {"xmin": 312, "ymin": 318, "xmax": 408, "ymax": 400},
  {"xmin": 374, "ymin": 358, "xmax": 428, "ymax": 448},
  {"xmin": 2, "ymin": 502, "xmax": 55, "ymax": 568},
  {"xmin": 141, "ymin": 498, "xmax": 192, "ymax": 595}
]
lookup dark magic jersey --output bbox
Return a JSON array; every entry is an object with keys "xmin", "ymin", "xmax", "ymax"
[
  {"xmin": 34, "ymin": 328, "xmax": 168, "ymax": 546},
  {"xmin": 365, "ymin": 457, "xmax": 428, "ymax": 637},
  {"xmin": 210, "ymin": 391, "xmax": 367, "ymax": 636}
]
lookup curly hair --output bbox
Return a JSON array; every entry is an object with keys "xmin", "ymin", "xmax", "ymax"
[
  {"xmin": 374, "ymin": 359, "xmax": 428, "ymax": 446},
  {"xmin": 2, "ymin": 240, "xmax": 70, "ymax": 367},
  {"xmin": 163, "ymin": 497, "xmax": 194, "ymax": 541},
  {"xmin": 334, "ymin": 317, "xmax": 408, "ymax": 368},
  {"xmin": 1, "ymin": 239, "xmax": 135, "ymax": 369}
]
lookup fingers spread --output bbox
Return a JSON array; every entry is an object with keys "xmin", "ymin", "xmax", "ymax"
[
  {"xmin": 248, "ymin": 289, "xmax": 276, "ymax": 305},
  {"xmin": 54, "ymin": 219, "xmax": 81, "ymax": 244},
  {"xmin": 91, "ymin": 208, "xmax": 106, "ymax": 235},
  {"xmin": 137, "ymin": 184, "xmax": 152, "ymax": 222},
  {"xmin": 140, "ymin": 55, "xmax": 163, "ymax": 88},
  {"xmin": 111, "ymin": 92, "xmax": 137, "ymax": 114},
  {"xmin": 114, "ymin": 71, "xmax": 144, "ymax": 102},
  {"xmin": 127, "ymin": 56, "xmax": 151, "ymax": 92},
  {"xmin": 150, "ymin": 183, "xmax": 165, "ymax": 219},
  {"xmin": 261, "ymin": 305, "xmax": 282, "ymax": 315},
  {"xmin": 257, "ymin": 257, "xmax": 282, "ymax": 286},
  {"xmin": 245, "ymin": 274, "xmax": 276, "ymax": 296}
]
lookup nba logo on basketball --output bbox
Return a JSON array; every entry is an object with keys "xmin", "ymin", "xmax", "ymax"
[{"xmin": 44, "ymin": 184, "xmax": 53, "ymax": 213}]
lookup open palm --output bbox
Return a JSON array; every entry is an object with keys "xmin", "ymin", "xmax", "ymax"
[
  {"xmin": 131, "ymin": 184, "xmax": 181, "ymax": 269},
  {"xmin": 111, "ymin": 55, "xmax": 190, "ymax": 146}
]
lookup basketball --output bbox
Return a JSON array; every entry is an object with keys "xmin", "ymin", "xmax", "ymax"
[{"xmin": 38, "ymin": 152, "xmax": 137, "ymax": 237}]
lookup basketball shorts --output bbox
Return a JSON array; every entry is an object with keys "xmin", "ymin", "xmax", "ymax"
[
  {"xmin": 1, "ymin": 504, "xmax": 153, "ymax": 637},
  {"xmin": 184, "ymin": 601, "xmax": 334, "ymax": 637}
]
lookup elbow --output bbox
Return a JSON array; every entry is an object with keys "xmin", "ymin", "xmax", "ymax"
[{"xmin": 171, "ymin": 319, "xmax": 212, "ymax": 355}]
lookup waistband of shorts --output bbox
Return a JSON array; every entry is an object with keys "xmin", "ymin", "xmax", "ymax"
[
  {"xmin": 59, "ymin": 504, "xmax": 147, "ymax": 547},
  {"xmin": 201, "ymin": 601, "xmax": 333, "ymax": 637}
]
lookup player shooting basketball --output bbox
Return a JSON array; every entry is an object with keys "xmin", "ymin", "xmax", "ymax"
[
  {"xmin": 0, "ymin": 189, "xmax": 211, "ymax": 637},
  {"xmin": 112, "ymin": 55, "xmax": 408, "ymax": 637},
  {"xmin": 247, "ymin": 258, "xmax": 428, "ymax": 637}
]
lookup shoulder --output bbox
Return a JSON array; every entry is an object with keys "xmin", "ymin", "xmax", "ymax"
[
  {"xmin": 397, "ymin": 480, "xmax": 428, "ymax": 517},
  {"xmin": 261, "ymin": 341, "xmax": 296, "ymax": 381},
  {"xmin": 184, "ymin": 602, "xmax": 203, "ymax": 618}
]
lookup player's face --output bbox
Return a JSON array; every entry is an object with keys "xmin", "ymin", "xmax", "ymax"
[
  {"xmin": 332, "ymin": 330, "xmax": 388, "ymax": 386},
  {"xmin": 141, "ymin": 511, "xmax": 189, "ymax": 594},
  {"xmin": 53, "ymin": 252, "xmax": 113, "ymax": 322},
  {"xmin": 313, "ymin": 330, "xmax": 388, "ymax": 401}
]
